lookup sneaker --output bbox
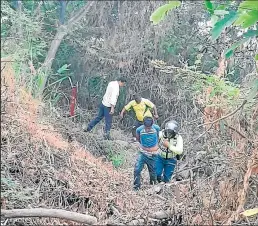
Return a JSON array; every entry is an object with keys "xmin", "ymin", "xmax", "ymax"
[
  {"xmin": 133, "ymin": 187, "xmax": 140, "ymax": 191},
  {"xmin": 83, "ymin": 127, "xmax": 90, "ymax": 133},
  {"xmin": 130, "ymin": 137, "xmax": 137, "ymax": 143}
]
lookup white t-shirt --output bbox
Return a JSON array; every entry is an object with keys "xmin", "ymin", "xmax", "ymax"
[{"xmin": 102, "ymin": 81, "xmax": 120, "ymax": 107}]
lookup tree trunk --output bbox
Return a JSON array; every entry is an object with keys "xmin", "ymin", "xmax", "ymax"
[
  {"xmin": 1, "ymin": 208, "xmax": 97, "ymax": 224},
  {"xmin": 38, "ymin": 27, "xmax": 67, "ymax": 97},
  {"xmin": 38, "ymin": 1, "xmax": 95, "ymax": 97}
]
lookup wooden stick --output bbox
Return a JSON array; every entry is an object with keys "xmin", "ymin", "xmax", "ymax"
[{"xmin": 1, "ymin": 208, "xmax": 97, "ymax": 225}]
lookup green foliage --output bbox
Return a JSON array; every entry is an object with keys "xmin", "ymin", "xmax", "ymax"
[
  {"xmin": 88, "ymin": 76, "xmax": 104, "ymax": 96},
  {"xmin": 234, "ymin": 11, "xmax": 258, "ymax": 28},
  {"xmin": 109, "ymin": 153, "xmax": 125, "ymax": 168},
  {"xmin": 204, "ymin": 0, "xmax": 214, "ymax": 14},
  {"xmin": 210, "ymin": 0, "xmax": 258, "ymax": 58},
  {"xmin": 1, "ymin": 1, "xmax": 48, "ymax": 96},
  {"xmin": 225, "ymin": 38, "xmax": 249, "ymax": 58},
  {"xmin": 211, "ymin": 11, "xmax": 238, "ymax": 40},
  {"xmin": 57, "ymin": 64, "xmax": 70, "ymax": 74},
  {"xmin": 193, "ymin": 74, "xmax": 240, "ymax": 105},
  {"xmin": 107, "ymin": 147, "xmax": 125, "ymax": 168},
  {"xmin": 52, "ymin": 42, "xmax": 75, "ymax": 73},
  {"xmin": 225, "ymin": 29, "xmax": 258, "ymax": 58},
  {"xmin": 235, "ymin": 1, "xmax": 258, "ymax": 28},
  {"xmin": 238, "ymin": 1, "xmax": 258, "ymax": 11},
  {"xmin": 150, "ymin": 1, "xmax": 181, "ymax": 25},
  {"xmin": 150, "ymin": 0, "xmax": 258, "ymax": 59}
]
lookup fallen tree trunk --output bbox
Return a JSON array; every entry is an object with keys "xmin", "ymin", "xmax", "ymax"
[{"xmin": 1, "ymin": 208, "xmax": 97, "ymax": 225}]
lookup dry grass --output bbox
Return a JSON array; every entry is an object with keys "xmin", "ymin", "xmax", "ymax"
[{"xmin": 1, "ymin": 59, "xmax": 258, "ymax": 225}]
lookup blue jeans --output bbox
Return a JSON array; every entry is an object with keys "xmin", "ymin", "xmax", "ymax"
[
  {"xmin": 132, "ymin": 120, "xmax": 143, "ymax": 137},
  {"xmin": 156, "ymin": 155, "xmax": 177, "ymax": 183},
  {"xmin": 87, "ymin": 103, "xmax": 112, "ymax": 134},
  {"xmin": 134, "ymin": 152, "xmax": 157, "ymax": 189}
]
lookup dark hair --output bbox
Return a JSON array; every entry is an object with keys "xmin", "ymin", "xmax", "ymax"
[
  {"xmin": 133, "ymin": 94, "xmax": 141, "ymax": 100},
  {"xmin": 118, "ymin": 77, "xmax": 127, "ymax": 83},
  {"xmin": 143, "ymin": 116, "xmax": 153, "ymax": 127}
]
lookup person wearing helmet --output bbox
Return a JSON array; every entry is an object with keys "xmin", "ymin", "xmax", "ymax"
[
  {"xmin": 133, "ymin": 116, "xmax": 160, "ymax": 190},
  {"xmin": 156, "ymin": 120, "xmax": 183, "ymax": 183},
  {"xmin": 120, "ymin": 95, "xmax": 159, "ymax": 141}
]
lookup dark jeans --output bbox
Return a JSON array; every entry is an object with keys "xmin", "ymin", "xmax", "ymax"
[
  {"xmin": 134, "ymin": 152, "xmax": 157, "ymax": 190},
  {"xmin": 87, "ymin": 103, "xmax": 112, "ymax": 134},
  {"xmin": 132, "ymin": 120, "xmax": 143, "ymax": 137},
  {"xmin": 156, "ymin": 155, "xmax": 177, "ymax": 183}
]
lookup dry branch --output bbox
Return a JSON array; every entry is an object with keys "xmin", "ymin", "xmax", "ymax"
[
  {"xmin": 199, "ymin": 100, "xmax": 247, "ymax": 127},
  {"xmin": 1, "ymin": 208, "xmax": 97, "ymax": 225}
]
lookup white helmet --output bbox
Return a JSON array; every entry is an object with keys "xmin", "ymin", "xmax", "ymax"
[{"xmin": 164, "ymin": 120, "xmax": 179, "ymax": 138}]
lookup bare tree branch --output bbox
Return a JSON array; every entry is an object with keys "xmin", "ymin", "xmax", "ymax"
[
  {"xmin": 198, "ymin": 100, "xmax": 247, "ymax": 127},
  {"xmin": 1, "ymin": 208, "xmax": 97, "ymax": 225}
]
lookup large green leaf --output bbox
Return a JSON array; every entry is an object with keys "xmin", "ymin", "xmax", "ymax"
[
  {"xmin": 150, "ymin": 1, "xmax": 181, "ymax": 25},
  {"xmin": 243, "ymin": 29, "xmax": 258, "ymax": 38},
  {"xmin": 238, "ymin": 1, "xmax": 258, "ymax": 12},
  {"xmin": 204, "ymin": 0, "xmax": 214, "ymax": 14},
  {"xmin": 234, "ymin": 10, "xmax": 258, "ymax": 28},
  {"xmin": 212, "ymin": 11, "xmax": 238, "ymax": 40}
]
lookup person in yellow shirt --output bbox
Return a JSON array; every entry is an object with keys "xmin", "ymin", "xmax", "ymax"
[{"xmin": 120, "ymin": 95, "xmax": 159, "ymax": 140}]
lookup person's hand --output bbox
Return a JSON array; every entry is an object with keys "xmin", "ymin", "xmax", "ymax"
[
  {"xmin": 163, "ymin": 139, "xmax": 169, "ymax": 148},
  {"xmin": 120, "ymin": 113, "xmax": 124, "ymax": 119},
  {"xmin": 154, "ymin": 114, "xmax": 159, "ymax": 119},
  {"xmin": 110, "ymin": 107, "xmax": 115, "ymax": 115}
]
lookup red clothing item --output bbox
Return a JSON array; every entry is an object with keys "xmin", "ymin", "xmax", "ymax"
[{"xmin": 70, "ymin": 86, "xmax": 77, "ymax": 116}]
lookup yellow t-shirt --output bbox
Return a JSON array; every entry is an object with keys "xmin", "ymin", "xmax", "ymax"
[{"xmin": 124, "ymin": 98, "xmax": 154, "ymax": 122}]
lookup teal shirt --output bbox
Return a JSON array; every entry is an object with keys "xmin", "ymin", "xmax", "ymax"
[{"xmin": 136, "ymin": 124, "xmax": 160, "ymax": 148}]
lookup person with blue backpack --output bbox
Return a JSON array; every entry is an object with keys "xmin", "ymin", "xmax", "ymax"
[
  {"xmin": 156, "ymin": 120, "xmax": 183, "ymax": 183},
  {"xmin": 133, "ymin": 116, "xmax": 160, "ymax": 190}
]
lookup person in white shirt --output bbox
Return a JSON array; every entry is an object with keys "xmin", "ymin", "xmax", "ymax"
[{"xmin": 85, "ymin": 77, "xmax": 126, "ymax": 140}]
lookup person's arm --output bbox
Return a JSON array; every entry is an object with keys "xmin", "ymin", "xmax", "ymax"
[
  {"xmin": 168, "ymin": 135, "xmax": 183, "ymax": 155},
  {"xmin": 152, "ymin": 105, "xmax": 159, "ymax": 119},
  {"xmin": 120, "ymin": 107, "xmax": 126, "ymax": 118},
  {"xmin": 109, "ymin": 83, "xmax": 119, "ymax": 114},
  {"xmin": 120, "ymin": 101, "xmax": 133, "ymax": 118},
  {"xmin": 144, "ymin": 99, "xmax": 159, "ymax": 119}
]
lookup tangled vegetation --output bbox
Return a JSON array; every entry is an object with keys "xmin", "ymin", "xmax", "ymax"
[{"xmin": 1, "ymin": 0, "xmax": 258, "ymax": 225}]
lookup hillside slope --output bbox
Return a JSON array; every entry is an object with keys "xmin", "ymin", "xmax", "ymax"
[
  {"xmin": 1, "ymin": 60, "xmax": 182, "ymax": 225},
  {"xmin": 1, "ymin": 60, "xmax": 257, "ymax": 225}
]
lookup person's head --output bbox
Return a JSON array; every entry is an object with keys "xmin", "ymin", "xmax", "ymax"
[
  {"xmin": 133, "ymin": 94, "xmax": 142, "ymax": 104},
  {"xmin": 143, "ymin": 116, "xmax": 154, "ymax": 128},
  {"xmin": 164, "ymin": 120, "xmax": 179, "ymax": 139},
  {"xmin": 117, "ymin": 77, "xmax": 127, "ymax": 87}
]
